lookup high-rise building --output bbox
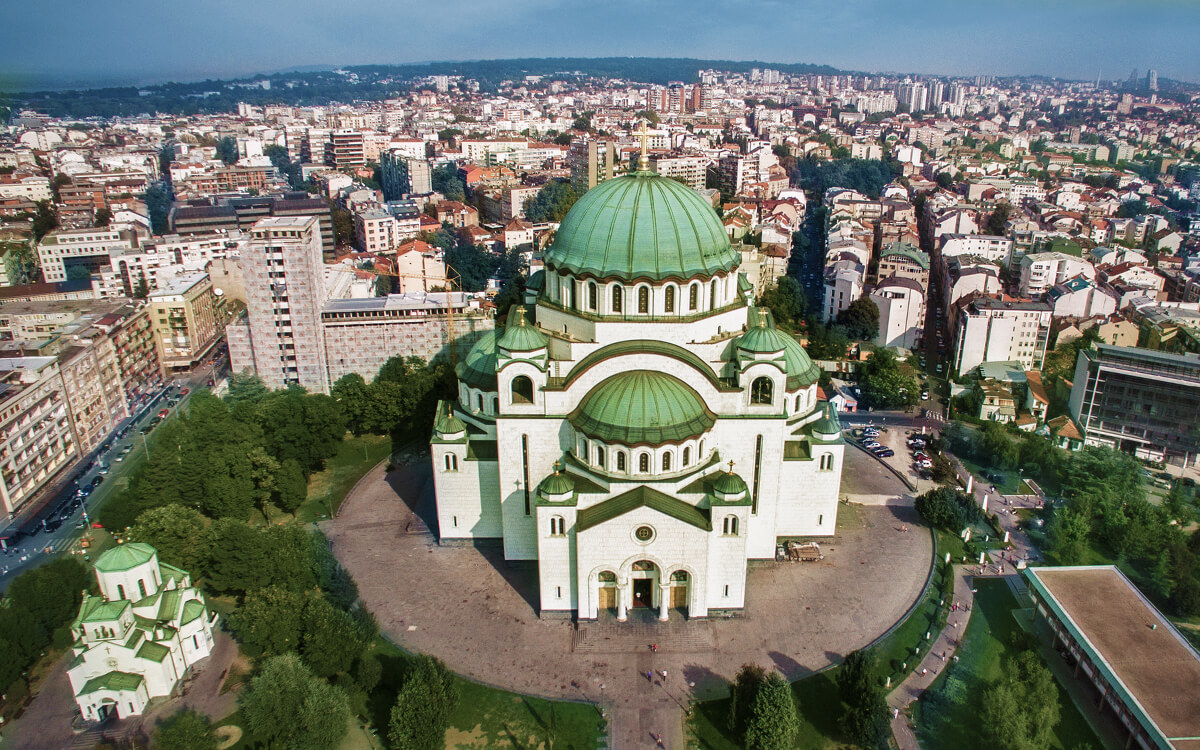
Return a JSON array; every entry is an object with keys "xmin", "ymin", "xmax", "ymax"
[
  {"xmin": 1147, "ymin": 69, "xmax": 1158, "ymax": 92},
  {"xmin": 226, "ymin": 216, "xmax": 328, "ymax": 392},
  {"xmin": 380, "ymin": 151, "xmax": 432, "ymax": 201},
  {"xmin": 329, "ymin": 129, "xmax": 366, "ymax": 169},
  {"xmin": 146, "ymin": 272, "xmax": 221, "ymax": 372}
]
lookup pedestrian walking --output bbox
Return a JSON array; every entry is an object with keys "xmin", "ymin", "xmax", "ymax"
[
  {"xmin": 660, "ymin": 669, "xmax": 668, "ymax": 681},
  {"xmin": 651, "ymin": 643, "xmax": 658, "ymax": 653},
  {"xmin": 646, "ymin": 671, "xmax": 654, "ymax": 682}
]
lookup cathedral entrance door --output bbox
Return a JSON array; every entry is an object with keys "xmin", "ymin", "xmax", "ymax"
[
  {"xmin": 632, "ymin": 578, "xmax": 653, "ymax": 608},
  {"xmin": 598, "ymin": 586, "xmax": 617, "ymax": 611}
]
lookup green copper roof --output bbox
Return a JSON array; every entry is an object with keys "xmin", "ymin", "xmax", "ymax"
[
  {"xmin": 810, "ymin": 402, "xmax": 843, "ymax": 441},
  {"xmin": 78, "ymin": 671, "xmax": 144, "ymax": 696},
  {"xmin": 576, "ymin": 485, "xmax": 712, "ymax": 532},
  {"xmin": 136, "ymin": 641, "xmax": 170, "ymax": 663},
  {"xmin": 545, "ymin": 172, "xmax": 739, "ymax": 282},
  {"xmin": 880, "ymin": 241, "xmax": 930, "ymax": 270},
  {"xmin": 94, "ymin": 542, "xmax": 156, "ymax": 573},
  {"xmin": 457, "ymin": 329, "xmax": 499, "ymax": 390},
  {"xmin": 496, "ymin": 306, "xmax": 548, "ymax": 352},
  {"xmin": 712, "ymin": 470, "xmax": 748, "ymax": 497},
  {"xmin": 570, "ymin": 371, "xmax": 716, "ymax": 445},
  {"xmin": 538, "ymin": 470, "xmax": 575, "ymax": 498},
  {"xmin": 180, "ymin": 599, "xmax": 207, "ymax": 625},
  {"xmin": 737, "ymin": 310, "xmax": 822, "ymax": 388},
  {"xmin": 434, "ymin": 404, "xmax": 466, "ymax": 436},
  {"xmin": 76, "ymin": 596, "xmax": 129, "ymax": 625}
]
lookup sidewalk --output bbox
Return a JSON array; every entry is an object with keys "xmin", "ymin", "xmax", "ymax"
[{"xmin": 887, "ymin": 565, "xmax": 979, "ymax": 750}]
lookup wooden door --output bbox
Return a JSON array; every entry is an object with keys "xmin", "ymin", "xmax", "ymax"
[
  {"xmin": 598, "ymin": 586, "xmax": 616, "ymax": 610},
  {"xmin": 670, "ymin": 585, "xmax": 688, "ymax": 609}
]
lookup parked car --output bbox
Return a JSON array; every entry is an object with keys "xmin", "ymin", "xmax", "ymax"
[
  {"xmin": 876, "ymin": 449, "xmax": 895, "ymax": 458},
  {"xmin": 180, "ymin": 387, "xmax": 189, "ymax": 396},
  {"xmin": 90, "ymin": 476, "xmax": 104, "ymax": 487},
  {"xmin": 158, "ymin": 408, "xmax": 170, "ymax": 418},
  {"xmin": 863, "ymin": 441, "xmax": 881, "ymax": 449}
]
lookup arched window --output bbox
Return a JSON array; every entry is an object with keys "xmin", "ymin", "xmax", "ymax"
[
  {"xmin": 670, "ymin": 570, "xmax": 689, "ymax": 582},
  {"xmin": 617, "ymin": 452, "xmax": 627, "ymax": 472},
  {"xmin": 565, "ymin": 277, "xmax": 575, "ymax": 308},
  {"xmin": 689, "ymin": 282, "xmax": 699, "ymax": 311},
  {"xmin": 711, "ymin": 278, "xmax": 719, "ymax": 307},
  {"xmin": 637, "ymin": 285, "xmax": 650, "ymax": 314},
  {"xmin": 699, "ymin": 439, "xmax": 706, "ymax": 457},
  {"xmin": 596, "ymin": 445, "xmax": 606, "ymax": 469},
  {"xmin": 598, "ymin": 570, "xmax": 617, "ymax": 583},
  {"xmin": 662, "ymin": 452, "xmax": 672, "ymax": 471},
  {"xmin": 820, "ymin": 453, "xmax": 834, "ymax": 471},
  {"xmin": 444, "ymin": 454, "xmax": 458, "ymax": 471},
  {"xmin": 117, "ymin": 584, "xmax": 126, "ymax": 600},
  {"xmin": 682, "ymin": 446, "xmax": 691, "ymax": 465},
  {"xmin": 588, "ymin": 281, "xmax": 598, "ymax": 310},
  {"xmin": 550, "ymin": 516, "xmax": 566, "ymax": 536},
  {"xmin": 474, "ymin": 393, "xmax": 483, "ymax": 412},
  {"xmin": 511, "ymin": 376, "xmax": 534, "ymax": 405},
  {"xmin": 138, "ymin": 579, "xmax": 148, "ymax": 598},
  {"xmin": 751, "ymin": 377, "xmax": 774, "ymax": 405},
  {"xmin": 611, "ymin": 285, "xmax": 623, "ymax": 313},
  {"xmin": 638, "ymin": 453, "xmax": 650, "ymax": 473},
  {"xmin": 664, "ymin": 285, "xmax": 676, "ymax": 313},
  {"xmin": 795, "ymin": 395, "xmax": 802, "ymax": 412},
  {"xmin": 723, "ymin": 515, "xmax": 739, "ymax": 536}
]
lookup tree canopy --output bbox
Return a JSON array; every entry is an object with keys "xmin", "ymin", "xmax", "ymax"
[
  {"xmin": 387, "ymin": 655, "xmax": 460, "ymax": 750},
  {"xmin": 857, "ymin": 349, "xmax": 918, "ymax": 410},
  {"xmin": 524, "ymin": 179, "xmax": 584, "ymax": 223},
  {"xmin": 744, "ymin": 672, "xmax": 800, "ymax": 750},
  {"xmin": 239, "ymin": 653, "xmax": 351, "ymax": 750},
  {"xmin": 836, "ymin": 297, "xmax": 880, "ymax": 341},
  {"xmin": 981, "ymin": 651, "xmax": 1060, "ymax": 750},
  {"xmin": 757, "ymin": 277, "xmax": 807, "ymax": 330}
]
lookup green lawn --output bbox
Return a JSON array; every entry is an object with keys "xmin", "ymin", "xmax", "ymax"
[
  {"xmin": 957, "ymin": 456, "xmax": 1023, "ymax": 495},
  {"xmin": 297, "ymin": 434, "xmax": 394, "ymax": 523},
  {"xmin": 914, "ymin": 579, "xmax": 1103, "ymax": 750},
  {"xmin": 368, "ymin": 639, "xmax": 604, "ymax": 750}
]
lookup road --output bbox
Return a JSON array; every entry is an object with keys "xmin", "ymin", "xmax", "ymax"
[{"xmin": 0, "ymin": 353, "xmax": 227, "ymax": 589}]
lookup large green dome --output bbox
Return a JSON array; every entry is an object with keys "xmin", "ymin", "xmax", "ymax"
[
  {"xmin": 546, "ymin": 172, "xmax": 739, "ymax": 282},
  {"xmin": 569, "ymin": 370, "xmax": 716, "ymax": 445},
  {"xmin": 457, "ymin": 330, "xmax": 499, "ymax": 390}
]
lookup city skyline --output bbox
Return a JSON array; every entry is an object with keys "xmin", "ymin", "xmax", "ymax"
[{"xmin": 2, "ymin": 0, "xmax": 1198, "ymax": 90}]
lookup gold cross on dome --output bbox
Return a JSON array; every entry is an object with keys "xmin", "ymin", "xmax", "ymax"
[
  {"xmin": 758, "ymin": 308, "xmax": 769, "ymax": 327},
  {"xmin": 635, "ymin": 117, "xmax": 651, "ymax": 170},
  {"xmin": 727, "ymin": 460, "xmax": 736, "ymax": 474}
]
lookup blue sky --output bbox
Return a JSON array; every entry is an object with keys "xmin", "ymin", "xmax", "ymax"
[{"xmin": 2, "ymin": 0, "xmax": 1197, "ymax": 89}]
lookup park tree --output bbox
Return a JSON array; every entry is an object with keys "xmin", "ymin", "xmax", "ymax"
[
  {"xmin": 128, "ymin": 504, "xmax": 209, "ymax": 574},
  {"xmin": 914, "ymin": 486, "xmax": 976, "ymax": 532},
  {"xmin": 94, "ymin": 207, "xmax": 112, "ymax": 227},
  {"xmin": 985, "ymin": 203, "xmax": 1013, "ymax": 236},
  {"xmin": 239, "ymin": 653, "xmax": 350, "ymax": 750},
  {"xmin": 804, "ymin": 322, "xmax": 850, "ymax": 361},
  {"xmin": 727, "ymin": 662, "xmax": 767, "ymax": 737},
  {"xmin": 524, "ymin": 179, "xmax": 583, "ymax": 223},
  {"xmin": 331, "ymin": 373, "xmax": 371, "ymax": 435},
  {"xmin": 445, "ymin": 236, "xmax": 500, "ymax": 292},
  {"xmin": 757, "ymin": 278, "xmax": 807, "ymax": 330},
  {"xmin": 836, "ymin": 297, "xmax": 880, "ymax": 341},
  {"xmin": 387, "ymin": 655, "xmax": 460, "ymax": 750},
  {"xmin": 837, "ymin": 650, "xmax": 891, "ymax": 750},
  {"xmin": 5, "ymin": 557, "xmax": 91, "ymax": 637},
  {"xmin": 981, "ymin": 651, "xmax": 1060, "ymax": 750},
  {"xmin": 3, "ymin": 242, "xmax": 39, "ymax": 286},
  {"xmin": 857, "ymin": 349, "xmax": 919, "ymax": 410},
  {"xmin": 300, "ymin": 595, "xmax": 369, "ymax": 678},
  {"xmin": 151, "ymin": 708, "xmax": 217, "ymax": 750},
  {"xmin": 228, "ymin": 587, "xmax": 306, "ymax": 657},
  {"xmin": 32, "ymin": 200, "xmax": 58, "ymax": 240},
  {"xmin": 743, "ymin": 672, "xmax": 800, "ymax": 750},
  {"xmin": 275, "ymin": 458, "xmax": 309, "ymax": 516},
  {"xmin": 224, "ymin": 371, "xmax": 268, "ymax": 407},
  {"xmin": 205, "ymin": 518, "xmax": 273, "ymax": 594},
  {"xmin": 252, "ymin": 387, "xmax": 346, "ymax": 474}
]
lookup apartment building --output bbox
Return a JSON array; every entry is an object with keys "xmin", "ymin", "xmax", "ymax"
[
  {"xmin": 37, "ymin": 228, "xmax": 133, "ymax": 283},
  {"xmin": 938, "ymin": 233, "xmax": 1013, "ymax": 265},
  {"xmin": 1069, "ymin": 344, "xmax": 1200, "ymax": 466},
  {"xmin": 146, "ymin": 273, "xmax": 221, "ymax": 371},
  {"xmin": 355, "ymin": 209, "xmax": 399, "ymax": 253},
  {"xmin": 380, "ymin": 151, "xmax": 432, "ymax": 200},
  {"xmin": 871, "ymin": 277, "xmax": 925, "ymax": 351},
  {"xmin": 0, "ymin": 357, "xmax": 76, "ymax": 515},
  {"xmin": 953, "ymin": 296, "xmax": 1052, "ymax": 375},
  {"xmin": 876, "ymin": 241, "xmax": 930, "ymax": 289},
  {"xmin": 651, "ymin": 155, "xmax": 709, "ymax": 191},
  {"xmin": 1019, "ymin": 251, "xmax": 1095, "ymax": 297},
  {"xmin": 170, "ymin": 194, "xmax": 334, "ymax": 251},
  {"xmin": 226, "ymin": 216, "xmax": 328, "ymax": 392},
  {"xmin": 328, "ymin": 129, "xmax": 366, "ymax": 169}
]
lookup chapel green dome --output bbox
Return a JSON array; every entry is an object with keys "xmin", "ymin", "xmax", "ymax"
[
  {"xmin": 95, "ymin": 542, "xmax": 156, "ymax": 572},
  {"xmin": 538, "ymin": 470, "xmax": 575, "ymax": 499},
  {"xmin": 736, "ymin": 310, "xmax": 822, "ymax": 388},
  {"xmin": 712, "ymin": 470, "xmax": 748, "ymax": 497},
  {"xmin": 434, "ymin": 407, "xmax": 466, "ymax": 437},
  {"xmin": 457, "ymin": 330, "xmax": 499, "ymax": 390},
  {"xmin": 545, "ymin": 171, "xmax": 739, "ymax": 282},
  {"xmin": 810, "ymin": 402, "xmax": 843, "ymax": 441},
  {"xmin": 569, "ymin": 371, "xmax": 716, "ymax": 445},
  {"xmin": 496, "ymin": 307, "xmax": 548, "ymax": 352}
]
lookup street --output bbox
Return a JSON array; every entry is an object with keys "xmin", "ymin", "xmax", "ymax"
[{"xmin": 0, "ymin": 353, "xmax": 226, "ymax": 590}]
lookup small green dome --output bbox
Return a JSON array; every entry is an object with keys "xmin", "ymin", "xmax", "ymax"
[
  {"xmin": 737, "ymin": 310, "xmax": 821, "ymax": 388},
  {"xmin": 811, "ymin": 402, "xmax": 842, "ymax": 440},
  {"xmin": 435, "ymin": 406, "xmax": 466, "ymax": 436},
  {"xmin": 457, "ymin": 330, "xmax": 499, "ymax": 390},
  {"xmin": 95, "ymin": 542, "xmax": 156, "ymax": 572},
  {"xmin": 570, "ymin": 371, "xmax": 715, "ymax": 445},
  {"xmin": 497, "ymin": 307, "xmax": 548, "ymax": 352},
  {"xmin": 538, "ymin": 470, "xmax": 575, "ymax": 498},
  {"xmin": 713, "ymin": 470, "xmax": 748, "ymax": 496},
  {"xmin": 545, "ymin": 172, "xmax": 739, "ymax": 282}
]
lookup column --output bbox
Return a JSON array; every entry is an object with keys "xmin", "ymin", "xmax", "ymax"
[
  {"xmin": 617, "ymin": 583, "xmax": 628, "ymax": 622},
  {"xmin": 658, "ymin": 583, "xmax": 670, "ymax": 622}
]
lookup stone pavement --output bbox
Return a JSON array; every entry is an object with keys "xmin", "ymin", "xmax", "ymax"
[{"xmin": 325, "ymin": 447, "xmax": 931, "ymax": 749}]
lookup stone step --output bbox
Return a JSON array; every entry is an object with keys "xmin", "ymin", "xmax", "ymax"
[{"xmin": 573, "ymin": 619, "xmax": 717, "ymax": 654}]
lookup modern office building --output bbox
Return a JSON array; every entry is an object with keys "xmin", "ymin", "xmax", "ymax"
[
  {"xmin": 1068, "ymin": 344, "xmax": 1200, "ymax": 466},
  {"xmin": 953, "ymin": 296, "xmax": 1052, "ymax": 375}
]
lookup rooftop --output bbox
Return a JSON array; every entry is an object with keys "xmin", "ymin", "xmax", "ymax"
[{"xmin": 1026, "ymin": 566, "xmax": 1200, "ymax": 749}]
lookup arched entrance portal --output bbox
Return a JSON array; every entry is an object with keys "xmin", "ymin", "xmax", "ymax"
[
  {"xmin": 596, "ymin": 570, "xmax": 618, "ymax": 613},
  {"xmin": 630, "ymin": 560, "xmax": 658, "ymax": 611},
  {"xmin": 670, "ymin": 570, "xmax": 690, "ymax": 616}
]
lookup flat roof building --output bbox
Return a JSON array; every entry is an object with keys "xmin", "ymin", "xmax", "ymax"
[{"xmin": 1025, "ymin": 566, "xmax": 1200, "ymax": 750}]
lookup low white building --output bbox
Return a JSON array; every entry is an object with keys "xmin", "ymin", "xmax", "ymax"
[
  {"xmin": 67, "ymin": 543, "xmax": 217, "ymax": 722},
  {"xmin": 938, "ymin": 233, "xmax": 1013, "ymax": 265},
  {"xmin": 952, "ymin": 296, "xmax": 1052, "ymax": 376},
  {"xmin": 871, "ymin": 277, "xmax": 925, "ymax": 350},
  {"xmin": 1019, "ymin": 251, "xmax": 1095, "ymax": 297},
  {"xmin": 1046, "ymin": 277, "xmax": 1118, "ymax": 319}
]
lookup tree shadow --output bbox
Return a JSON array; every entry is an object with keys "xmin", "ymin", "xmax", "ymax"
[
  {"xmin": 768, "ymin": 650, "xmax": 804, "ymax": 680},
  {"xmin": 681, "ymin": 662, "xmax": 729, "ymax": 700}
]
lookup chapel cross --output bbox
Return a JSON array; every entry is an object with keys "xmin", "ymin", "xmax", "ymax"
[{"xmin": 635, "ymin": 118, "xmax": 651, "ymax": 170}]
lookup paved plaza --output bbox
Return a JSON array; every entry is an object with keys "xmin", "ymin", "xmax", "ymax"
[{"xmin": 325, "ymin": 447, "xmax": 930, "ymax": 748}]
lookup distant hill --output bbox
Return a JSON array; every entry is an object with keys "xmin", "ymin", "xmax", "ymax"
[{"xmin": 1, "ymin": 57, "xmax": 845, "ymax": 120}]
